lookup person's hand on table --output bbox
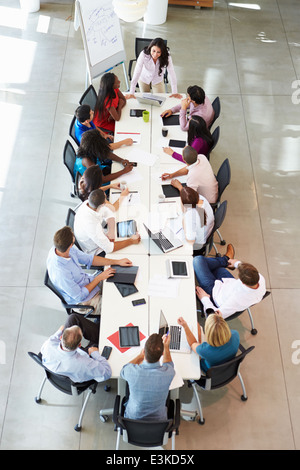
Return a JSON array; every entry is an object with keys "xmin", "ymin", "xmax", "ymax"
[
  {"xmin": 120, "ymin": 187, "xmax": 129, "ymax": 198},
  {"xmin": 130, "ymin": 233, "xmax": 141, "ymax": 244},
  {"xmin": 171, "ymin": 178, "xmax": 182, "ymax": 190},
  {"xmin": 160, "ymin": 109, "xmax": 173, "ymax": 118},
  {"xmin": 117, "ymin": 258, "xmax": 133, "ymax": 267},
  {"xmin": 97, "ymin": 267, "xmax": 116, "ymax": 282},
  {"xmin": 163, "ymin": 147, "xmax": 174, "ymax": 156},
  {"xmin": 122, "ymin": 138, "xmax": 134, "ymax": 147},
  {"xmin": 88, "ymin": 346, "xmax": 99, "ymax": 355},
  {"xmin": 169, "ymin": 93, "xmax": 183, "ymax": 99},
  {"xmin": 125, "ymin": 94, "xmax": 136, "ymax": 100},
  {"xmin": 110, "ymin": 182, "xmax": 121, "ymax": 190},
  {"xmin": 161, "ymin": 172, "xmax": 173, "ymax": 181}
]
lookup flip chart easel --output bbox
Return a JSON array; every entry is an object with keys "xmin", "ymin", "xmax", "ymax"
[{"xmin": 75, "ymin": 0, "xmax": 129, "ymax": 89}]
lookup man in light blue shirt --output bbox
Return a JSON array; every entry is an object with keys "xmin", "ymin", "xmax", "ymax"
[
  {"xmin": 41, "ymin": 313, "xmax": 111, "ymax": 383},
  {"xmin": 47, "ymin": 226, "xmax": 133, "ymax": 314},
  {"xmin": 120, "ymin": 333, "xmax": 175, "ymax": 421}
]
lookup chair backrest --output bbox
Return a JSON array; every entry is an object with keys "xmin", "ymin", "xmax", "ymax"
[
  {"xmin": 79, "ymin": 84, "xmax": 97, "ymax": 109},
  {"xmin": 118, "ymin": 416, "xmax": 173, "ymax": 447},
  {"xmin": 207, "ymin": 126, "xmax": 220, "ymax": 160},
  {"xmin": 44, "ymin": 269, "xmax": 67, "ymax": 305},
  {"xmin": 69, "ymin": 115, "xmax": 80, "ymax": 146},
  {"xmin": 216, "ymin": 158, "xmax": 231, "ymax": 200},
  {"xmin": 211, "ymin": 96, "xmax": 221, "ymax": 122},
  {"xmin": 63, "ymin": 140, "xmax": 76, "ymax": 183},
  {"xmin": 212, "ymin": 200, "xmax": 227, "ymax": 233},
  {"xmin": 28, "ymin": 351, "xmax": 96, "ymax": 396},
  {"xmin": 135, "ymin": 37, "xmax": 167, "ymax": 59},
  {"xmin": 65, "ymin": 208, "xmax": 82, "ymax": 250},
  {"xmin": 205, "ymin": 345, "xmax": 255, "ymax": 390}
]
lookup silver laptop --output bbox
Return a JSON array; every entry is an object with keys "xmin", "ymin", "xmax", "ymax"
[
  {"xmin": 158, "ymin": 310, "xmax": 191, "ymax": 354},
  {"xmin": 143, "ymin": 223, "xmax": 183, "ymax": 253},
  {"xmin": 137, "ymin": 93, "xmax": 166, "ymax": 107}
]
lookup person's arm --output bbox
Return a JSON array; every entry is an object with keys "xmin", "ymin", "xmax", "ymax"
[
  {"xmin": 177, "ymin": 317, "xmax": 201, "ymax": 353},
  {"xmin": 178, "ymin": 97, "xmax": 191, "ymax": 132},
  {"xmin": 128, "ymin": 349, "xmax": 145, "ymax": 365},
  {"xmin": 161, "ymin": 166, "xmax": 188, "ymax": 181},
  {"xmin": 101, "ymin": 163, "xmax": 133, "ymax": 184},
  {"xmin": 112, "ymin": 234, "xmax": 141, "ymax": 252},
  {"xmin": 91, "ymin": 255, "xmax": 133, "ymax": 268},
  {"xmin": 84, "ymin": 267, "xmax": 116, "ymax": 293},
  {"xmin": 165, "ymin": 55, "xmax": 180, "ymax": 97},
  {"xmin": 162, "ymin": 334, "xmax": 172, "ymax": 364},
  {"xmin": 109, "ymin": 138, "xmax": 134, "ymax": 150}
]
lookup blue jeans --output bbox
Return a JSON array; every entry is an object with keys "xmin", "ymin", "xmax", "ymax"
[{"xmin": 193, "ymin": 256, "xmax": 234, "ymax": 298}]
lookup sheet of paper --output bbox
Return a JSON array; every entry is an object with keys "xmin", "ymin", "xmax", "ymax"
[
  {"xmin": 169, "ymin": 370, "xmax": 184, "ymax": 390},
  {"xmin": 116, "ymin": 167, "xmax": 143, "ymax": 185},
  {"xmin": 115, "ymin": 132, "xmax": 141, "ymax": 145},
  {"xmin": 147, "ymin": 274, "xmax": 181, "ymax": 298},
  {"xmin": 126, "ymin": 149, "xmax": 158, "ymax": 166}
]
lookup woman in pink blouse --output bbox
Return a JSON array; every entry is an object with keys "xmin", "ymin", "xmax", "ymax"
[
  {"xmin": 126, "ymin": 38, "xmax": 181, "ymax": 99},
  {"xmin": 163, "ymin": 115, "xmax": 214, "ymax": 163}
]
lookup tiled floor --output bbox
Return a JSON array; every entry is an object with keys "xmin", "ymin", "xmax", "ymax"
[{"xmin": 0, "ymin": 0, "xmax": 299, "ymax": 450}]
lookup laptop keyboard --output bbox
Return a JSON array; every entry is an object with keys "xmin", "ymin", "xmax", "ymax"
[
  {"xmin": 170, "ymin": 325, "xmax": 182, "ymax": 350},
  {"xmin": 157, "ymin": 231, "xmax": 174, "ymax": 251}
]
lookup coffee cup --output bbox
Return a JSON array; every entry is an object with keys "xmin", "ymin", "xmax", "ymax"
[
  {"xmin": 158, "ymin": 193, "xmax": 165, "ymax": 203},
  {"xmin": 143, "ymin": 110, "xmax": 150, "ymax": 122},
  {"xmin": 120, "ymin": 181, "xmax": 127, "ymax": 191},
  {"xmin": 162, "ymin": 127, "xmax": 168, "ymax": 137}
]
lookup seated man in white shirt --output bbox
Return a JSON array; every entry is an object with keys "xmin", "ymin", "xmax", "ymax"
[
  {"xmin": 193, "ymin": 244, "xmax": 266, "ymax": 319},
  {"xmin": 161, "ymin": 146, "xmax": 218, "ymax": 204},
  {"xmin": 41, "ymin": 313, "xmax": 111, "ymax": 383},
  {"xmin": 74, "ymin": 189, "xmax": 141, "ymax": 256}
]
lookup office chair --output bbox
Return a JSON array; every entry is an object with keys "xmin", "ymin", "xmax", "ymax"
[
  {"xmin": 63, "ymin": 140, "xmax": 78, "ymax": 198},
  {"xmin": 227, "ymin": 290, "xmax": 271, "ymax": 335},
  {"xmin": 28, "ymin": 351, "xmax": 98, "ymax": 432},
  {"xmin": 209, "ymin": 96, "xmax": 221, "ymax": 130},
  {"xmin": 206, "ymin": 126, "xmax": 220, "ymax": 161},
  {"xmin": 202, "ymin": 200, "xmax": 227, "ymax": 257},
  {"xmin": 113, "ymin": 394, "xmax": 181, "ymax": 450},
  {"xmin": 128, "ymin": 38, "xmax": 169, "ymax": 92},
  {"xmin": 69, "ymin": 115, "xmax": 80, "ymax": 146},
  {"xmin": 44, "ymin": 270, "xmax": 99, "ymax": 319},
  {"xmin": 181, "ymin": 344, "xmax": 255, "ymax": 425},
  {"xmin": 210, "ymin": 158, "xmax": 231, "ymax": 247},
  {"xmin": 79, "ymin": 84, "xmax": 97, "ymax": 110}
]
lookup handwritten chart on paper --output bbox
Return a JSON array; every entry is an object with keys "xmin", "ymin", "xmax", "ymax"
[{"xmin": 79, "ymin": 0, "xmax": 124, "ymax": 68}]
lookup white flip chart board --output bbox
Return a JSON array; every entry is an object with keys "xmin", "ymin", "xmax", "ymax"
[{"xmin": 75, "ymin": 0, "xmax": 127, "ymax": 85}]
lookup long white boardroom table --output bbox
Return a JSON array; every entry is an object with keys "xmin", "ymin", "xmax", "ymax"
[{"xmin": 98, "ymin": 94, "xmax": 201, "ymax": 390}]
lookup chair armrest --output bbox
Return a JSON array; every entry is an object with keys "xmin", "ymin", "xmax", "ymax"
[{"xmin": 174, "ymin": 398, "xmax": 181, "ymax": 431}]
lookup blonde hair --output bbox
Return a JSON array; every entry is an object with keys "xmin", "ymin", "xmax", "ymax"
[{"xmin": 205, "ymin": 314, "xmax": 231, "ymax": 347}]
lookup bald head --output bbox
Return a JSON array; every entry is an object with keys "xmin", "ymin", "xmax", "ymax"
[{"xmin": 182, "ymin": 146, "xmax": 198, "ymax": 165}]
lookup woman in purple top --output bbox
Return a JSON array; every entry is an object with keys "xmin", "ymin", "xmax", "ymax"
[{"xmin": 163, "ymin": 115, "xmax": 213, "ymax": 163}]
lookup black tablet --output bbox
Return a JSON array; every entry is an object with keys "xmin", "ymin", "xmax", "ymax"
[
  {"xmin": 162, "ymin": 183, "xmax": 186, "ymax": 198},
  {"xmin": 115, "ymin": 282, "xmax": 138, "ymax": 297},
  {"xmin": 119, "ymin": 326, "xmax": 140, "ymax": 348},
  {"xmin": 162, "ymin": 114, "xmax": 180, "ymax": 126},
  {"xmin": 169, "ymin": 139, "xmax": 186, "ymax": 148},
  {"xmin": 117, "ymin": 220, "xmax": 137, "ymax": 237},
  {"xmin": 130, "ymin": 109, "xmax": 145, "ymax": 117}
]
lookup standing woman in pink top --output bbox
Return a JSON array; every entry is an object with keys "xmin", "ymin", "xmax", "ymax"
[{"xmin": 126, "ymin": 38, "xmax": 182, "ymax": 99}]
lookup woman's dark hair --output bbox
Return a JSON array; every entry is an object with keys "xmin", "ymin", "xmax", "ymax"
[
  {"xmin": 187, "ymin": 85, "xmax": 205, "ymax": 105},
  {"xmin": 188, "ymin": 115, "xmax": 213, "ymax": 147},
  {"xmin": 180, "ymin": 186, "xmax": 207, "ymax": 226},
  {"xmin": 76, "ymin": 129, "xmax": 111, "ymax": 163},
  {"xmin": 94, "ymin": 72, "xmax": 117, "ymax": 118},
  {"xmin": 144, "ymin": 38, "xmax": 169, "ymax": 77},
  {"xmin": 78, "ymin": 164, "xmax": 103, "ymax": 202}
]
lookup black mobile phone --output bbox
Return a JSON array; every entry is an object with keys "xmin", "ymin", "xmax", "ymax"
[
  {"xmin": 131, "ymin": 162, "xmax": 138, "ymax": 166},
  {"xmin": 132, "ymin": 298, "xmax": 146, "ymax": 307},
  {"xmin": 101, "ymin": 346, "xmax": 112, "ymax": 360}
]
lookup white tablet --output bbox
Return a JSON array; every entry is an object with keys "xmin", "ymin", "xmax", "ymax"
[{"xmin": 166, "ymin": 260, "xmax": 189, "ymax": 278}]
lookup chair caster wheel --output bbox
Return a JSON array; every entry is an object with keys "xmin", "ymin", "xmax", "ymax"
[
  {"xmin": 104, "ymin": 385, "xmax": 111, "ymax": 392},
  {"xmin": 216, "ymin": 252, "xmax": 221, "ymax": 257},
  {"xmin": 74, "ymin": 424, "xmax": 81, "ymax": 432},
  {"xmin": 198, "ymin": 418, "xmax": 205, "ymax": 425},
  {"xmin": 35, "ymin": 397, "xmax": 42, "ymax": 404},
  {"xmin": 251, "ymin": 328, "xmax": 258, "ymax": 335},
  {"xmin": 241, "ymin": 395, "xmax": 248, "ymax": 402},
  {"xmin": 70, "ymin": 193, "xmax": 75, "ymax": 198},
  {"xmin": 100, "ymin": 414, "xmax": 108, "ymax": 423},
  {"xmin": 220, "ymin": 240, "xmax": 226, "ymax": 246}
]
